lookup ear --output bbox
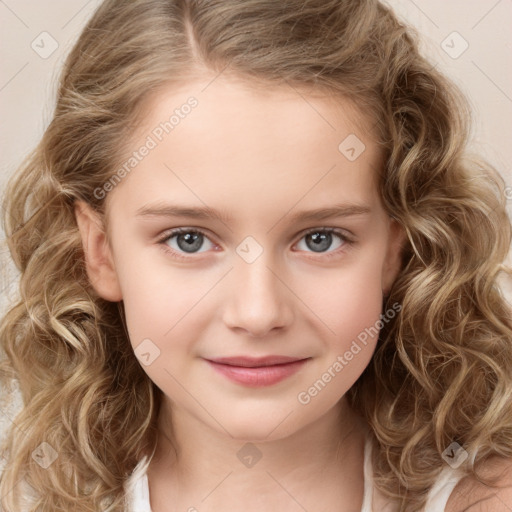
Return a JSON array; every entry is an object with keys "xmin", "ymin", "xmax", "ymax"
[
  {"xmin": 381, "ymin": 217, "xmax": 406, "ymax": 296},
  {"xmin": 74, "ymin": 200, "xmax": 123, "ymax": 302}
]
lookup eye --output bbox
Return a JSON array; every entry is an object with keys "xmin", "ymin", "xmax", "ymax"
[
  {"xmin": 157, "ymin": 226, "xmax": 354, "ymax": 261},
  {"xmin": 294, "ymin": 228, "xmax": 352, "ymax": 257},
  {"xmin": 158, "ymin": 228, "xmax": 216, "ymax": 259}
]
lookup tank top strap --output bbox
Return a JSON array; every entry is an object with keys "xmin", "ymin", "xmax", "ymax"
[
  {"xmin": 125, "ymin": 455, "xmax": 153, "ymax": 512},
  {"xmin": 423, "ymin": 465, "xmax": 465, "ymax": 511},
  {"xmin": 360, "ymin": 431, "xmax": 375, "ymax": 511}
]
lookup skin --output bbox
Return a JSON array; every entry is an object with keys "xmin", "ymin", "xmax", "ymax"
[{"xmin": 75, "ymin": 73, "xmax": 405, "ymax": 511}]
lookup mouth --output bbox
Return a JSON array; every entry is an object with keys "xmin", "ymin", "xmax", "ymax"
[{"xmin": 204, "ymin": 356, "xmax": 311, "ymax": 387}]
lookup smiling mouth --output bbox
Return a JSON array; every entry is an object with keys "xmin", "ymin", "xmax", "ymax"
[
  {"xmin": 204, "ymin": 357, "xmax": 311, "ymax": 387},
  {"xmin": 207, "ymin": 355, "xmax": 309, "ymax": 367}
]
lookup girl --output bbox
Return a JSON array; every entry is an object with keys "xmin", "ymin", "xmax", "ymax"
[{"xmin": 1, "ymin": 0, "xmax": 512, "ymax": 510}]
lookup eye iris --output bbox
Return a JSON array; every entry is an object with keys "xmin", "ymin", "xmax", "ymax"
[
  {"xmin": 177, "ymin": 232, "xmax": 203, "ymax": 253},
  {"xmin": 306, "ymin": 232, "xmax": 332, "ymax": 252}
]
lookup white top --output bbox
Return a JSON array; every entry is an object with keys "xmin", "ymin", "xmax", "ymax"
[{"xmin": 124, "ymin": 435, "xmax": 465, "ymax": 511}]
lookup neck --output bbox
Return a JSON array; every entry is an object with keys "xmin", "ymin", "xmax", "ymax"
[{"xmin": 146, "ymin": 398, "xmax": 369, "ymax": 512}]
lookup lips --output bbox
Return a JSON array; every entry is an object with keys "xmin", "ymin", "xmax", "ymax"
[
  {"xmin": 204, "ymin": 355, "xmax": 310, "ymax": 387},
  {"xmin": 208, "ymin": 355, "xmax": 307, "ymax": 367}
]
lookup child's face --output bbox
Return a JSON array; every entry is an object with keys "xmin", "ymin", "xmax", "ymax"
[{"xmin": 84, "ymin": 75, "xmax": 403, "ymax": 440}]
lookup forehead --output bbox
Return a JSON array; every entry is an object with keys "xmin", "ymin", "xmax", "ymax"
[
  {"xmin": 105, "ymin": 74, "xmax": 384, "ymax": 225},
  {"xmin": 134, "ymin": 73, "xmax": 377, "ymax": 147}
]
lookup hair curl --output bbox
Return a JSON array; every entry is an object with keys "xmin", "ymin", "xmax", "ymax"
[{"xmin": 1, "ymin": 0, "xmax": 511, "ymax": 510}]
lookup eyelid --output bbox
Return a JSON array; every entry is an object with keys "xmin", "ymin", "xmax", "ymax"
[
  {"xmin": 156, "ymin": 225, "xmax": 216, "ymax": 241},
  {"xmin": 298, "ymin": 226, "xmax": 355, "ymax": 242},
  {"xmin": 156, "ymin": 227, "xmax": 219, "ymax": 254},
  {"xmin": 156, "ymin": 226, "xmax": 355, "ymax": 244}
]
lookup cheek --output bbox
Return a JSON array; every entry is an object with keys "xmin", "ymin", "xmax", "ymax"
[
  {"xmin": 111, "ymin": 243, "xmax": 188, "ymax": 340},
  {"xmin": 294, "ymin": 264, "xmax": 386, "ymax": 409},
  {"xmin": 303, "ymin": 257, "xmax": 386, "ymax": 347},
  {"xmin": 118, "ymin": 266, "xmax": 208, "ymax": 393},
  {"xmin": 120, "ymin": 266, "xmax": 211, "ymax": 346}
]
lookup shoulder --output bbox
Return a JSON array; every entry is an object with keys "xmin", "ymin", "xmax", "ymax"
[{"xmin": 445, "ymin": 456, "xmax": 512, "ymax": 512}]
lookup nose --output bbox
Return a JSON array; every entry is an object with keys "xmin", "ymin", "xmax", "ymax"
[{"xmin": 221, "ymin": 253, "xmax": 294, "ymax": 338}]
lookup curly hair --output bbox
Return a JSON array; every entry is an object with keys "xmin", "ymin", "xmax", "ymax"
[{"xmin": 1, "ymin": 0, "xmax": 511, "ymax": 510}]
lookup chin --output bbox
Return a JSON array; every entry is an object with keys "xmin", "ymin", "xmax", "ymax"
[
  {"xmin": 209, "ymin": 403, "xmax": 306, "ymax": 443},
  {"xmin": 223, "ymin": 423, "xmax": 292, "ymax": 443}
]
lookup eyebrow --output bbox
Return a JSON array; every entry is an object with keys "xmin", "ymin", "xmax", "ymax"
[{"xmin": 135, "ymin": 202, "xmax": 371, "ymax": 224}]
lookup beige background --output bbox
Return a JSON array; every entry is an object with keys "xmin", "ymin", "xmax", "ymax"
[{"xmin": 1, "ymin": 0, "xmax": 512, "ymax": 312}]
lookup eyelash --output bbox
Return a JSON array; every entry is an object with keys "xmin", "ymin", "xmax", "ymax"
[{"xmin": 156, "ymin": 227, "xmax": 354, "ymax": 261}]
